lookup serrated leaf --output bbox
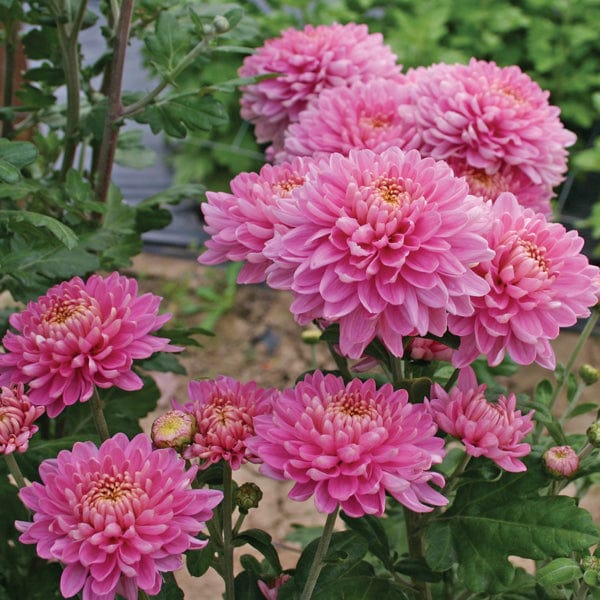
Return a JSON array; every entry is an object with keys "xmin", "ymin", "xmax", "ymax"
[
  {"xmin": 0, "ymin": 139, "xmax": 38, "ymax": 169},
  {"xmin": 115, "ymin": 129, "xmax": 157, "ymax": 169},
  {"xmin": 144, "ymin": 11, "xmax": 191, "ymax": 75},
  {"xmin": 340, "ymin": 513, "xmax": 392, "ymax": 568},
  {"xmin": 536, "ymin": 557, "xmax": 581, "ymax": 587}
]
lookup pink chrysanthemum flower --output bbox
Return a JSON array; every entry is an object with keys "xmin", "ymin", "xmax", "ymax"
[
  {"xmin": 0, "ymin": 384, "xmax": 44, "ymax": 455},
  {"xmin": 16, "ymin": 433, "xmax": 223, "ymax": 600},
  {"xmin": 427, "ymin": 368, "xmax": 534, "ymax": 472},
  {"xmin": 239, "ymin": 23, "xmax": 403, "ymax": 154},
  {"xmin": 181, "ymin": 376, "xmax": 276, "ymax": 470},
  {"xmin": 446, "ymin": 157, "xmax": 553, "ymax": 217},
  {"xmin": 407, "ymin": 338, "xmax": 453, "ymax": 362},
  {"xmin": 0, "ymin": 272, "xmax": 180, "ymax": 417},
  {"xmin": 199, "ymin": 157, "xmax": 314, "ymax": 284},
  {"xmin": 151, "ymin": 409, "xmax": 197, "ymax": 452},
  {"xmin": 412, "ymin": 59, "xmax": 576, "ymax": 190},
  {"xmin": 449, "ymin": 193, "xmax": 600, "ymax": 369},
  {"xmin": 247, "ymin": 371, "xmax": 447, "ymax": 517},
  {"xmin": 543, "ymin": 445, "xmax": 580, "ymax": 478},
  {"xmin": 277, "ymin": 78, "xmax": 419, "ymax": 163},
  {"xmin": 264, "ymin": 147, "xmax": 493, "ymax": 359}
]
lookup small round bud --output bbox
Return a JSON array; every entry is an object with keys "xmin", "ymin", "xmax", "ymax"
[
  {"xmin": 202, "ymin": 23, "xmax": 215, "ymax": 36},
  {"xmin": 212, "ymin": 15, "xmax": 230, "ymax": 33},
  {"xmin": 234, "ymin": 482, "xmax": 263, "ymax": 513},
  {"xmin": 587, "ymin": 421, "xmax": 600, "ymax": 448},
  {"xmin": 151, "ymin": 410, "xmax": 197, "ymax": 452},
  {"xmin": 582, "ymin": 556, "xmax": 600, "ymax": 572},
  {"xmin": 543, "ymin": 445, "xmax": 580, "ymax": 478},
  {"xmin": 579, "ymin": 364, "xmax": 600, "ymax": 386},
  {"xmin": 301, "ymin": 327, "xmax": 322, "ymax": 345}
]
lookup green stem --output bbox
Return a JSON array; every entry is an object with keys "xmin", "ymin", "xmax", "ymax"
[
  {"xmin": 93, "ymin": 0, "xmax": 135, "ymax": 203},
  {"xmin": 119, "ymin": 34, "xmax": 215, "ymax": 120},
  {"xmin": 300, "ymin": 506, "xmax": 339, "ymax": 600},
  {"xmin": 90, "ymin": 387, "xmax": 110, "ymax": 441},
  {"xmin": 390, "ymin": 355, "xmax": 404, "ymax": 388},
  {"xmin": 138, "ymin": 591, "xmax": 150, "ymax": 600},
  {"xmin": 4, "ymin": 453, "xmax": 27, "ymax": 489},
  {"xmin": 326, "ymin": 343, "xmax": 353, "ymax": 381},
  {"xmin": 232, "ymin": 511, "xmax": 246, "ymax": 537},
  {"xmin": 1, "ymin": 18, "xmax": 17, "ymax": 138},
  {"xmin": 558, "ymin": 382, "xmax": 585, "ymax": 425},
  {"xmin": 443, "ymin": 453, "xmax": 471, "ymax": 497},
  {"xmin": 222, "ymin": 462, "xmax": 235, "ymax": 600},
  {"xmin": 403, "ymin": 507, "xmax": 432, "ymax": 600}
]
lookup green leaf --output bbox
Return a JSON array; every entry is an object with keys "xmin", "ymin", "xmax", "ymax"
[
  {"xmin": 115, "ymin": 129, "xmax": 157, "ymax": 169},
  {"xmin": 0, "ymin": 139, "xmax": 38, "ymax": 169},
  {"xmin": 137, "ymin": 352, "xmax": 186, "ymax": 375},
  {"xmin": 234, "ymin": 529, "xmax": 282, "ymax": 573},
  {"xmin": 0, "ymin": 160, "xmax": 21, "ymax": 183},
  {"xmin": 535, "ymin": 380, "xmax": 554, "ymax": 405},
  {"xmin": 568, "ymin": 402, "xmax": 599, "ymax": 418},
  {"xmin": 144, "ymin": 11, "xmax": 191, "ymax": 75},
  {"xmin": 0, "ymin": 210, "xmax": 78, "ymax": 249},
  {"xmin": 340, "ymin": 513, "xmax": 392, "ymax": 568},
  {"xmin": 312, "ymin": 576, "xmax": 410, "ymax": 600},
  {"xmin": 535, "ymin": 558, "xmax": 582, "ymax": 587},
  {"xmin": 151, "ymin": 572, "xmax": 184, "ymax": 599},
  {"xmin": 186, "ymin": 540, "xmax": 215, "ymax": 577}
]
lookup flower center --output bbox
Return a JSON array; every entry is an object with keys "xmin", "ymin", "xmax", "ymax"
[
  {"xmin": 273, "ymin": 175, "xmax": 305, "ymax": 197},
  {"xmin": 492, "ymin": 81, "xmax": 525, "ymax": 105},
  {"xmin": 373, "ymin": 176, "xmax": 411, "ymax": 206},
  {"xmin": 520, "ymin": 239, "xmax": 548, "ymax": 272},
  {"xmin": 360, "ymin": 113, "xmax": 392, "ymax": 130},
  {"xmin": 327, "ymin": 391, "xmax": 377, "ymax": 420},
  {"xmin": 464, "ymin": 167, "xmax": 507, "ymax": 200},
  {"xmin": 42, "ymin": 298, "xmax": 88, "ymax": 326},
  {"xmin": 84, "ymin": 473, "xmax": 140, "ymax": 510}
]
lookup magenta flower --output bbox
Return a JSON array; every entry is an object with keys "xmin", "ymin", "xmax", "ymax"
[
  {"xmin": 181, "ymin": 376, "xmax": 276, "ymax": 470},
  {"xmin": 411, "ymin": 59, "xmax": 576, "ymax": 190},
  {"xmin": 0, "ymin": 272, "xmax": 180, "ymax": 417},
  {"xmin": 264, "ymin": 147, "xmax": 493, "ymax": 359},
  {"xmin": 258, "ymin": 573, "xmax": 292, "ymax": 600},
  {"xmin": 248, "ymin": 371, "xmax": 447, "ymax": 517},
  {"xmin": 0, "ymin": 384, "xmax": 44, "ymax": 455},
  {"xmin": 199, "ymin": 157, "xmax": 314, "ymax": 284},
  {"xmin": 277, "ymin": 78, "xmax": 419, "ymax": 163},
  {"xmin": 239, "ymin": 23, "xmax": 403, "ymax": 154},
  {"xmin": 449, "ymin": 193, "xmax": 600, "ymax": 369},
  {"xmin": 16, "ymin": 433, "xmax": 223, "ymax": 600},
  {"xmin": 427, "ymin": 368, "xmax": 534, "ymax": 472},
  {"xmin": 543, "ymin": 445, "xmax": 580, "ymax": 478}
]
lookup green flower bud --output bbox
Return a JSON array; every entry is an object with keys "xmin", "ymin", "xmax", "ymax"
[
  {"xmin": 301, "ymin": 327, "xmax": 322, "ymax": 345},
  {"xmin": 582, "ymin": 556, "xmax": 600, "ymax": 572},
  {"xmin": 234, "ymin": 482, "xmax": 263, "ymax": 513},
  {"xmin": 212, "ymin": 15, "xmax": 230, "ymax": 33},
  {"xmin": 579, "ymin": 364, "xmax": 600, "ymax": 386},
  {"xmin": 587, "ymin": 421, "xmax": 600, "ymax": 448}
]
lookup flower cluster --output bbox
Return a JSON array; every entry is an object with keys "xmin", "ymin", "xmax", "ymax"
[
  {"xmin": 16, "ymin": 433, "xmax": 223, "ymax": 600},
  {"xmin": 0, "ymin": 272, "xmax": 179, "ymax": 417}
]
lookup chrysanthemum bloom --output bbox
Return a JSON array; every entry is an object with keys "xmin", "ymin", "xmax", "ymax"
[
  {"xmin": 277, "ymin": 78, "xmax": 419, "ymax": 163},
  {"xmin": 239, "ymin": 23, "xmax": 403, "ymax": 154},
  {"xmin": 151, "ymin": 409, "xmax": 197, "ymax": 451},
  {"xmin": 181, "ymin": 376, "xmax": 277, "ymax": 469},
  {"xmin": 411, "ymin": 59, "xmax": 576, "ymax": 190},
  {"xmin": 407, "ymin": 338, "xmax": 453, "ymax": 362},
  {"xmin": 449, "ymin": 193, "xmax": 600, "ymax": 369},
  {"xmin": 264, "ymin": 147, "xmax": 493, "ymax": 359},
  {"xmin": 427, "ymin": 368, "xmax": 534, "ymax": 472},
  {"xmin": 446, "ymin": 157, "xmax": 553, "ymax": 217},
  {"xmin": 543, "ymin": 445, "xmax": 580, "ymax": 478},
  {"xmin": 0, "ymin": 272, "xmax": 180, "ymax": 417},
  {"xmin": 0, "ymin": 384, "xmax": 44, "ymax": 455},
  {"xmin": 247, "ymin": 371, "xmax": 447, "ymax": 517},
  {"xmin": 199, "ymin": 157, "xmax": 315, "ymax": 284},
  {"xmin": 16, "ymin": 433, "xmax": 223, "ymax": 600}
]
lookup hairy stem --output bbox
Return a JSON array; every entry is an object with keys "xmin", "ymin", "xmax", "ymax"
[
  {"xmin": 300, "ymin": 506, "xmax": 339, "ymax": 600},
  {"xmin": 5, "ymin": 453, "xmax": 27, "ymax": 489},
  {"xmin": 91, "ymin": 387, "xmax": 110, "ymax": 441},
  {"xmin": 326, "ymin": 343, "xmax": 353, "ymax": 381},
  {"xmin": 222, "ymin": 463, "xmax": 235, "ymax": 600},
  {"xmin": 93, "ymin": 0, "xmax": 135, "ymax": 203}
]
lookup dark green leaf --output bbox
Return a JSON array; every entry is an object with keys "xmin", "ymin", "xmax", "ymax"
[
  {"xmin": 144, "ymin": 11, "xmax": 191, "ymax": 75},
  {"xmin": 137, "ymin": 352, "xmax": 186, "ymax": 375},
  {"xmin": 151, "ymin": 572, "xmax": 184, "ymax": 599},
  {"xmin": 234, "ymin": 529, "xmax": 282, "ymax": 573},
  {"xmin": 312, "ymin": 576, "xmax": 410, "ymax": 600},
  {"xmin": 186, "ymin": 540, "xmax": 215, "ymax": 577},
  {"xmin": 0, "ymin": 160, "xmax": 20, "ymax": 183},
  {"xmin": 0, "ymin": 139, "xmax": 38, "ymax": 169},
  {"xmin": 535, "ymin": 558, "xmax": 582, "ymax": 587},
  {"xmin": 340, "ymin": 513, "xmax": 392, "ymax": 568},
  {"xmin": 115, "ymin": 129, "xmax": 157, "ymax": 169},
  {"xmin": 0, "ymin": 210, "xmax": 77, "ymax": 249}
]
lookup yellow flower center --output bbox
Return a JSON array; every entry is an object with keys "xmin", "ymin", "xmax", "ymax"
[{"xmin": 374, "ymin": 176, "xmax": 411, "ymax": 206}]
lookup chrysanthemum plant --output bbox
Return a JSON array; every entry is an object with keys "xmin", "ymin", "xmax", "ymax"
[{"xmin": 3, "ymin": 4, "xmax": 600, "ymax": 600}]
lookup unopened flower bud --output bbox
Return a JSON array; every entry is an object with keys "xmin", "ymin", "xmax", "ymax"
[
  {"xmin": 587, "ymin": 421, "xmax": 600, "ymax": 448},
  {"xmin": 151, "ymin": 410, "xmax": 196, "ymax": 451},
  {"xmin": 582, "ymin": 556, "xmax": 600, "ymax": 572},
  {"xmin": 579, "ymin": 364, "xmax": 600, "ymax": 386},
  {"xmin": 212, "ymin": 15, "xmax": 230, "ymax": 33},
  {"xmin": 202, "ymin": 23, "xmax": 214, "ymax": 36},
  {"xmin": 301, "ymin": 327, "xmax": 322, "ymax": 345},
  {"xmin": 543, "ymin": 445, "xmax": 580, "ymax": 478},
  {"xmin": 234, "ymin": 482, "xmax": 263, "ymax": 513}
]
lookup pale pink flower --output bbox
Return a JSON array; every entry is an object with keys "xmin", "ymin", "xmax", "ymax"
[
  {"xmin": 199, "ymin": 157, "xmax": 314, "ymax": 284},
  {"xmin": 412, "ymin": 59, "xmax": 576, "ymax": 190},
  {"xmin": 446, "ymin": 157, "xmax": 554, "ymax": 217},
  {"xmin": 0, "ymin": 272, "xmax": 179, "ymax": 417},
  {"xmin": 427, "ymin": 368, "xmax": 534, "ymax": 472},
  {"xmin": 239, "ymin": 23, "xmax": 403, "ymax": 154},
  {"xmin": 151, "ymin": 409, "xmax": 197, "ymax": 452},
  {"xmin": 407, "ymin": 338, "xmax": 453, "ymax": 362},
  {"xmin": 181, "ymin": 376, "xmax": 276, "ymax": 470},
  {"xmin": 264, "ymin": 147, "xmax": 493, "ymax": 359},
  {"xmin": 16, "ymin": 433, "xmax": 223, "ymax": 600},
  {"xmin": 277, "ymin": 78, "xmax": 419, "ymax": 163},
  {"xmin": 258, "ymin": 574, "xmax": 292, "ymax": 600},
  {"xmin": 0, "ymin": 384, "xmax": 44, "ymax": 455},
  {"xmin": 543, "ymin": 445, "xmax": 580, "ymax": 478},
  {"xmin": 449, "ymin": 193, "xmax": 600, "ymax": 369},
  {"xmin": 248, "ymin": 371, "xmax": 447, "ymax": 517}
]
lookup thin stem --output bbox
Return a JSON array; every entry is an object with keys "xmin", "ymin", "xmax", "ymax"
[
  {"xmin": 1, "ymin": 18, "xmax": 17, "ymax": 138},
  {"xmin": 558, "ymin": 382, "xmax": 585, "ymax": 425},
  {"xmin": 300, "ymin": 506, "xmax": 339, "ymax": 600},
  {"xmin": 5, "ymin": 453, "xmax": 27, "ymax": 489},
  {"xmin": 119, "ymin": 35, "xmax": 214, "ymax": 120},
  {"xmin": 93, "ymin": 0, "xmax": 135, "ymax": 203},
  {"xmin": 403, "ymin": 507, "xmax": 432, "ymax": 600},
  {"xmin": 222, "ymin": 463, "xmax": 235, "ymax": 600},
  {"xmin": 390, "ymin": 355, "xmax": 404, "ymax": 388},
  {"xmin": 443, "ymin": 453, "xmax": 471, "ymax": 497},
  {"xmin": 326, "ymin": 343, "xmax": 353, "ymax": 381},
  {"xmin": 232, "ymin": 511, "xmax": 246, "ymax": 537},
  {"xmin": 90, "ymin": 387, "xmax": 111, "ymax": 441}
]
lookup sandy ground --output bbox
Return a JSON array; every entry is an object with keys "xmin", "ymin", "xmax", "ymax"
[{"xmin": 130, "ymin": 252, "xmax": 600, "ymax": 599}]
